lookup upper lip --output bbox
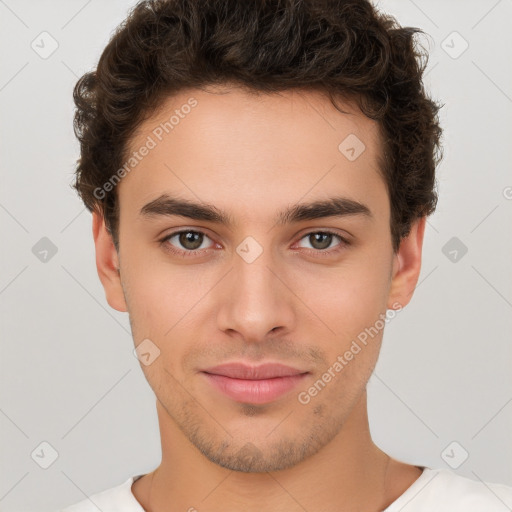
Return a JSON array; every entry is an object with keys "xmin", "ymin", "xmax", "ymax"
[{"xmin": 202, "ymin": 363, "xmax": 307, "ymax": 380}]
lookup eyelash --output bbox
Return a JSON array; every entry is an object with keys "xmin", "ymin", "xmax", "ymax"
[{"xmin": 159, "ymin": 229, "xmax": 350, "ymax": 258}]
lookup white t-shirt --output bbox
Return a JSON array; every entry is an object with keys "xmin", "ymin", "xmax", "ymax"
[{"xmin": 60, "ymin": 466, "xmax": 512, "ymax": 511}]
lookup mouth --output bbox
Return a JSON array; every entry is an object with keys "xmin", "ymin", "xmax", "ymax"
[{"xmin": 200, "ymin": 362, "xmax": 309, "ymax": 405}]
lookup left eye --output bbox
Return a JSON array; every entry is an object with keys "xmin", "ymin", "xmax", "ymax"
[{"xmin": 296, "ymin": 231, "xmax": 343, "ymax": 251}]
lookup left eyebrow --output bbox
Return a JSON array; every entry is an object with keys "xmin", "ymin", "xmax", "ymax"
[
  {"xmin": 139, "ymin": 193, "xmax": 373, "ymax": 227},
  {"xmin": 276, "ymin": 196, "xmax": 373, "ymax": 225}
]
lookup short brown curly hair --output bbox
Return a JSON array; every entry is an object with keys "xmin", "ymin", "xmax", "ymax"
[{"xmin": 72, "ymin": 0, "xmax": 443, "ymax": 253}]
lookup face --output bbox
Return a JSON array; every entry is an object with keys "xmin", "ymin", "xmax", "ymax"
[{"xmin": 94, "ymin": 84, "xmax": 424, "ymax": 473}]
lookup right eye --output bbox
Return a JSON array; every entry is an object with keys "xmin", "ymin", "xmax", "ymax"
[{"xmin": 160, "ymin": 229, "xmax": 217, "ymax": 257}]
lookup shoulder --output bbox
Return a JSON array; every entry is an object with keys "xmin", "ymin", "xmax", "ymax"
[
  {"xmin": 386, "ymin": 467, "xmax": 512, "ymax": 511},
  {"xmin": 59, "ymin": 475, "xmax": 145, "ymax": 512}
]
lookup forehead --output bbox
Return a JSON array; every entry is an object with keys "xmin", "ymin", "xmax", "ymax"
[
  {"xmin": 119, "ymin": 85, "xmax": 388, "ymax": 223},
  {"xmin": 130, "ymin": 84, "xmax": 381, "ymax": 158}
]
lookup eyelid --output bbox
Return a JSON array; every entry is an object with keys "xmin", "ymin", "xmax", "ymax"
[{"xmin": 294, "ymin": 227, "xmax": 351, "ymax": 245}]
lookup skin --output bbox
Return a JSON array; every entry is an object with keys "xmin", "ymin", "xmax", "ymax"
[{"xmin": 93, "ymin": 84, "xmax": 426, "ymax": 512}]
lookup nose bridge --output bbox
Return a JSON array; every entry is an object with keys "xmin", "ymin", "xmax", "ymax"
[{"xmin": 216, "ymin": 240, "xmax": 296, "ymax": 341}]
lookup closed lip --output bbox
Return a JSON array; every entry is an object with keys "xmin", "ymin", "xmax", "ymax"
[{"xmin": 201, "ymin": 362, "xmax": 308, "ymax": 380}]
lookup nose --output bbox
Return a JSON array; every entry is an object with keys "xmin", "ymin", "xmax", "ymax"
[{"xmin": 215, "ymin": 246, "xmax": 297, "ymax": 344}]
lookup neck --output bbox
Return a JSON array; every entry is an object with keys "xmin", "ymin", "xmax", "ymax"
[{"xmin": 134, "ymin": 392, "xmax": 422, "ymax": 512}]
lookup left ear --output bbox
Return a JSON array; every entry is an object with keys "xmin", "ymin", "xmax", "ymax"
[{"xmin": 387, "ymin": 216, "xmax": 426, "ymax": 310}]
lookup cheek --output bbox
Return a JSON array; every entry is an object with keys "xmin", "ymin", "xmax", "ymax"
[
  {"xmin": 122, "ymin": 242, "xmax": 197, "ymax": 309},
  {"xmin": 303, "ymin": 259, "xmax": 392, "ymax": 335}
]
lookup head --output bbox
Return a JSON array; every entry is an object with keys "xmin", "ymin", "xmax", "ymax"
[{"xmin": 73, "ymin": 0, "xmax": 443, "ymax": 472}]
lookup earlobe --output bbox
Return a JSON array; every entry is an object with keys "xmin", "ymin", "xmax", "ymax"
[
  {"xmin": 387, "ymin": 216, "xmax": 426, "ymax": 310},
  {"xmin": 92, "ymin": 211, "xmax": 128, "ymax": 312}
]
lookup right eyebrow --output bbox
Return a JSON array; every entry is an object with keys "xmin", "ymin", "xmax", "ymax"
[{"xmin": 140, "ymin": 195, "xmax": 233, "ymax": 225}]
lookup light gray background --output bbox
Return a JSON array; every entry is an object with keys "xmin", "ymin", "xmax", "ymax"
[{"xmin": 1, "ymin": 0, "xmax": 511, "ymax": 510}]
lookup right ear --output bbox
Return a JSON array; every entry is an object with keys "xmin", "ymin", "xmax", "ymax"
[{"xmin": 92, "ymin": 211, "xmax": 127, "ymax": 312}]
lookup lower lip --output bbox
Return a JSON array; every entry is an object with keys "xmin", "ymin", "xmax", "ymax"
[{"xmin": 202, "ymin": 372, "xmax": 308, "ymax": 404}]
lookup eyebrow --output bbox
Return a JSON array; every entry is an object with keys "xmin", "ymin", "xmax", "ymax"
[{"xmin": 139, "ymin": 194, "xmax": 373, "ymax": 227}]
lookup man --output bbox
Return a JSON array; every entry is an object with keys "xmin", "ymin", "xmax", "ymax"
[{"xmin": 62, "ymin": 0, "xmax": 512, "ymax": 510}]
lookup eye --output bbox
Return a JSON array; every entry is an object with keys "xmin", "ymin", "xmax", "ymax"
[
  {"xmin": 296, "ymin": 231, "xmax": 348, "ymax": 253},
  {"xmin": 160, "ymin": 230, "xmax": 215, "ymax": 256}
]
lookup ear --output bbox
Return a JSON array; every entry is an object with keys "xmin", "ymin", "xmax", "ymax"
[
  {"xmin": 387, "ymin": 216, "xmax": 426, "ymax": 310},
  {"xmin": 92, "ymin": 211, "xmax": 127, "ymax": 312}
]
